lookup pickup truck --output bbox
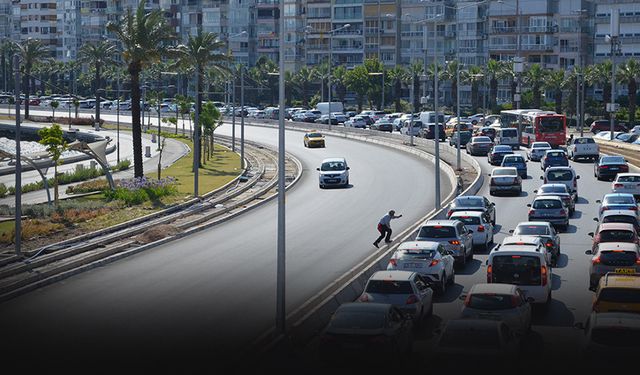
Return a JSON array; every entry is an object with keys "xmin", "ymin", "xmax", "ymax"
[{"xmin": 566, "ymin": 136, "xmax": 599, "ymax": 161}]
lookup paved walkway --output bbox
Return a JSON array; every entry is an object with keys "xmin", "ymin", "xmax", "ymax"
[{"xmin": 0, "ymin": 121, "xmax": 190, "ymax": 207}]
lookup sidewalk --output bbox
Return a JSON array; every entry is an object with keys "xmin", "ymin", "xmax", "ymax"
[{"xmin": 0, "ymin": 121, "xmax": 190, "ymax": 207}]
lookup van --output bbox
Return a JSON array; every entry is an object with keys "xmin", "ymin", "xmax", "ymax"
[
  {"xmin": 496, "ymin": 128, "xmax": 519, "ymax": 150},
  {"xmin": 486, "ymin": 242, "xmax": 552, "ymax": 305},
  {"xmin": 419, "ymin": 111, "xmax": 446, "ymax": 126},
  {"xmin": 401, "ymin": 120, "xmax": 423, "ymax": 136}
]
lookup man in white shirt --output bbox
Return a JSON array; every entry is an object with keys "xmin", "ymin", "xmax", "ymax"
[{"xmin": 373, "ymin": 210, "xmax": 403, "ymax": 248}]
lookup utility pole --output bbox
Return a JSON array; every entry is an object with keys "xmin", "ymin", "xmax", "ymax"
[
  {"xmin": 194, "ymin": 70, "xmax": 200, "ymax": 197},
  {"xmin": 434, "ymin": 20, "xmax": 441, "ymax": 210},
  {"xmin": 13, "ymin": 54, "xmax": 21, "ymax": 256},
  {"xmin": 276, "ymin": 0, "xmax": 286, "ymax": 336},
  {"xmin": 608, "ymin": 9, "xmax": 621, "ymax": 142},
  {"xmin": 240, "ymin": 66, "xmax": 245, "ymax": 169}
]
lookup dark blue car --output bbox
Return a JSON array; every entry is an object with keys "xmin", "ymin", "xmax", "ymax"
[
  {"xmin": 501, "ymin": 154, "xmax": 528, "ymax": 178},
  {"xmin": 541, "ymin": 150, "xmax": 569, "ymax": 170},
  {"xmin": 488, "ymin": 145, "xmax": 514, "ymax": 165}
]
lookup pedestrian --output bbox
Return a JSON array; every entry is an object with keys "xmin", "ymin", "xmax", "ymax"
[
  {"xmin": 373, "ymin": 210, "xmax": 403, "ymax": 248},
  {"xmin": 567, "ymin": 133, "xmax": 574, "ymax": 146}
]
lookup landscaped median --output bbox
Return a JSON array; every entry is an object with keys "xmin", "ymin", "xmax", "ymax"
[{"xmin": 0, "ymin": 134, "xmax": 241, "ymax": 252}]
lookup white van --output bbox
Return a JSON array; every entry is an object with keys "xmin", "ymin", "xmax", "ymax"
[
  {"xmin": 495, "ymin": 128, "xmax": 520, "ymax": 150},
  {"xmin": 486, "ymin": 243, "xmax": 552, "ymax": 305},
  {"xmin": 401, "ymin": 120, "xmax": 423, "ymax": 136},
  {"xmin": 419, "ymin": 111, "xmax": 446, "ymax": 126}
]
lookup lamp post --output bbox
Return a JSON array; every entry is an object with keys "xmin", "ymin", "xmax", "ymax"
[
  {"xmin": 606, "ymin": 8, "xmax": 622, "ymax": 142},
  {"xmin": 276, "ymin": 0, "xmax": 286, "ymax": 336},
  {"xmin": 497, "ymin": 0, "xmax": 523, "ymax": 138},
  {"xmin": 328, "ymin": 24, "xmax": 351, "ymax": 124},
  {"xmin": 13, "ymin": 54, "xmax": 21, "ymax": 256},
  {"xmin": 226, "ymin": 31, "xmax": 247, "ymax": 152},
  {"xmin": 368, "ymin": 71, "xmax": 384, "ymax": 111},
  {"xmin": 572, "ymin": 9, "xmax": 587, "ymax": 136}
]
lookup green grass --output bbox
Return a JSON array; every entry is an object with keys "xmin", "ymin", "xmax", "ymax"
[{"xmin": 0, "ymin": 220, "xmax": 14, "ymax": 237}]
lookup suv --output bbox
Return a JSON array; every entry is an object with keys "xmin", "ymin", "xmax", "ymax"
[
  {"xmin": 416, "ymin": 220, "xmax": 474, "ymax": 266},
  {"xmin": 446, "ymin": 195, "xmax": 496, "ymax": 225},
  {"xmin": 386, "ymin": 241, "xmax": 455, "ymax": 295},
  {"xmin": 420, "ymin": 124, "xmax": 446, "ymax": 141},
  {"xmin": 585, "ymin": 243, "xmax": 640, "ymax": 290},
  {"xmin": 592, "ymin": 273, "xmax": 640, "ymax": 313},
  {"xmin": 449, "ymin": 211, "xmax": 495, "ymax": 251}
]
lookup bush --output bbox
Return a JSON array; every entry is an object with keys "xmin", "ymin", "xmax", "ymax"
[
  {"xmin": 104, "ymin": 176, "xmax": 178, "ymax": 206},
  {"xmin": 111, "ymin": 159, "xmax": 131, "ymax": 172},
  {"xmin": 0, "ymin": 183, "xmax": 7, "ymax": 198},
  {"xmin": 66, "ymin": 179, "xmax": 110, "ymax": 194}
]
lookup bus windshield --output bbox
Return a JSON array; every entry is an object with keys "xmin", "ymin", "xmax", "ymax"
[{"xmin": 539, "ymin": 117, "xmax": 564, "ymax": 133}]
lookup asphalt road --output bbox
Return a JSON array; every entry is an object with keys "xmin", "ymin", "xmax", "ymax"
[{"xmin": 0, "ymin": 119, "xmax": 447, "ymax": 368}]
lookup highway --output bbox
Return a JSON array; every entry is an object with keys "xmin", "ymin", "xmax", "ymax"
[{"xmin": 0, "ymin": 116, "xmax": 447, "ymax": 367}]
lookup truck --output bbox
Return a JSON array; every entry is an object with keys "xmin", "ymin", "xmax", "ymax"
[
  {"xmin": 566, "ymin": 136, "xmax": 600, "ymax": 161},
  {"xmin": 315, "ymin": 102, "xmax": 344, "ymax": 115}
]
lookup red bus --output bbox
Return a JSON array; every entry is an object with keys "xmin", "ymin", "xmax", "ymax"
[{"xmin": 500, "ymin": 109, "xmax": 567, "ymax": 148}]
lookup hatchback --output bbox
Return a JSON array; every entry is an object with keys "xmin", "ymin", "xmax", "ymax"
[
  {"xmin": 449, "ymin": 130, "xmax": 472, "ymax": 146},
  {"xmin": 527, "ymin": 141, "xmax": 552, "ymax": 161},
  {"xmin": 592, "ymin": 273, "xmax": 640, "ymax": 313},
  {"xmin": 588, "ymin": 223, "xmax": 639, "ymax": 252},
  {"xmin": 317, "ymin": 157, "xmax": 349, "ymax": 188},
  {"xmin": 597, "ymin": 193, "xmax": 638, "ymax": 218},
  {"xmin": 534, "ymin": 184, "xmax": 575, "ymax": 215},
  {"xmin": 489, "ymin": 167, "xmax": 522, "ymax": 196},
  {"xmin": 541, "ymin": 150, "xmax": 569, "ymax": 170},
  {"xmin": 446, "ymin": 195, "xmax": 496, "ymax": 225},
  {"xmin": 416, "ymin": 220, "xmax": 474, "ymax": 266},
  {"xmin": 449, "ymin": 211, "xmax": 495, "ymax": 251},
  {"xmin": 459, "ymin": 283, "xmax": 533, "ymax": 335},
  {"xmin": 527, "ymin": 196, "xmax": 569, "ymax": 231},
  {"xmin": 585, "ymin": 243, "xmax": 640, "ymax": 290},
  {"xmin": 359, "ymin": 271, "xmax": 434, "ymax": 321},
  {"xmin": 501, "ymin": 154, "xmax": 528, "ymax": 179},
  {"xmin": 511, "ymin": 221, "xmax": 561, "ymax": 266},
  {"xmin": 466, "ymin": 136, "xmax": 493, "ymax": 156},
  {"xmin": 542, "ymin": 166, "xmax": 580, "ymax": 200},
  {"xmin": 420, "ymin": 124, "xmax": 446, "ymax": 141},
  {"xmin": 595, "ymin": 210, "xmax": 640, "ymax": 233},
  {"xmin": 595, "ymin": 155, "xmax": 629, "ymax": 181},
  {"xmin": 576, "ymin": 312, "xmax": 640, "ymax": 357},
  {"xmin": 386, "ymin": 241, "xmax": 455, "ymax": 295},
  {"xmin": 476, "ymin": 126, "xmax": 497, "ymax": 141},
  {"xmin": 612, "ymin": 173, "xmax": 640, "ymax": 198},
  {"xmin": 488, "ymin": 145, "xmax": 513, "ymax": 165}
]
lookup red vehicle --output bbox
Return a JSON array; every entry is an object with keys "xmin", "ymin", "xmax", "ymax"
[
  {"xmin": 590, "ymin": 119, "xmax": 628, "ymax": 134},
  {"xmin": 500, "ymin": 110, "xmax": 566, "ymax": 148}
]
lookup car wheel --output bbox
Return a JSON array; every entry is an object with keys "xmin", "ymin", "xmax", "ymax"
[
  {"xmin": 467, "ymin": 247, "xmax": 473, "ymax": 261},
  {"xmin": 438, "ymin": 273, "xmax": 447, "ymax": 295}
]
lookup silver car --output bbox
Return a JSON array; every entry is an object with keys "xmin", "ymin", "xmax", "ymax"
[
  {"xmin": 510, "ymin": 221, "xmax": 561, "ymax": 266},
  {"xmin": 534, "ymin": 184, "xmax": 575, "ymax": 215},
  {"xmin": 416, "ymin": 220, "xmax": 474, "ymax": 266},
  {"xmin": 359, "ymin": 270, "xmax": 434, "ymax": 322},
  {"xmin": 459, "ymin": 283, "xmax": 533, "ymax": 335},
  {"xmin": 585, "ymin": 242, "xmax": 640, "ymax": 290},
  {"xmin": 387, "ymin": 241, "xmax": 455, "ymax": 295},
  {"xmin": 612, "ymin": 173, "xmax": 640, "ymax": 199},
  {"xmin": 527, "ymin": 196, "xmax": 569, "ymax": 231},
  {"xmin": 489, "ymin": 167, "xmax": 522, "ymax": 196},
  {"xmin": 595, "ymin": 210, "xmax": 640, "ymax": 233},
  {"xmin": 527, "ymin": 141, "xmax": 552, "ymax": 161}
]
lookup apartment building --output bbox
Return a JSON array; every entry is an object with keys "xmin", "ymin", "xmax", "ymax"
[{"xmin": 15, "ymin": 0, "xmax": 58, "ymax": 57}]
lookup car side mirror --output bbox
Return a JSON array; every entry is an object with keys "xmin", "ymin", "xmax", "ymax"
[
  {"xmin": 588, "ymin": 232, "xmax": 594, "ymax": 237},
  {"xmin": 593, "ymin": 218, "xmax": 599, "ymax": 222},
  {"xmin": 485, "ymin": 259, "xmax": 489, "ymax": 265},
  {"xmin": 576, "ymin": 175, "xmax": 580, "ymax": 179},
  {"xmin": 468, "ymin": 230, "xmax": 474, "ymax": 234},
  {"xmin": 539, "ymin": 176, "xmax": 544, "ymax": 180},
  {"xmin": 316, "ymin": 168, "xmax": 320, "ymax": 171},
  {"xmin": 526, "ymin": 297, "xmax": 535, "ymax": 303},
  {"xmin": 533, "ymin": 190, "xmax": 538, "ymax": 193},
  {"xmin": 488, "ymin": 173, "xmax": 492, "ymax": 176},
  {"xmin": 526, "ymin": 204, "xmax": 532, "ymax": 207},
  {"xmin": 596, "ymin": 200, "xmax": 601, "ymax": 204},
  {"xmin": 585, "ymin": 250, "xmax": 593, "ymax": 255},
  {"xmin": 491, "ymin": 202, "xmax": 495, "ymax": 206},
  {"xmin": 458, "ymin": 295, "xmax": 467, "ymax": 301},
  {"xmin": 346, "ymin": 167, "xmax": 350, "ymax": 170},
  {"xmin": 508, "ymin": 229, "xmax": 514, "ymax": 234}
]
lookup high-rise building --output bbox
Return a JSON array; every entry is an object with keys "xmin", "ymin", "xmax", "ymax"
[{"xmin": 15, "ymin": 0, "xmax": 58, "ymax": 58}]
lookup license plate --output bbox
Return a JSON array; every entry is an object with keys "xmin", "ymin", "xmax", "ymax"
[
  {"xmin": 403, "ymin": 263, "xmax": 424, "ymax": 268},
  {"xmin": 615, "ymin": 268, "xmax": 635, "ymax": 274},
  {"xmin": 326, "ymin": 179, "xmax": 338, "ymax": 183},
  {"xmin": 610, "ymin": 168, "xmax": 619, "ymax": 171},
  {"xmin": 498, "ymin": 186, "xmax": 510, "ymax": 190}
]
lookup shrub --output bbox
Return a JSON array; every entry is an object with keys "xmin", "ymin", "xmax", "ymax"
[
  {"xmin": 111, "ymin": 159, "xmax": 131, "ymax": 171},
  {"xmin": 50, "ymin": 207, "xmax": 112, "ymax": 226},
  {"xmin": 104, "ymin": 176, "xmax": 178, "ymax": 206},
  {"xmin": 0, "ymin": 183, "xmax": 7, "ymax": 198},
  {"xmin": 0, "ymin": 219, "xmax": 65, "ymax": 244}
]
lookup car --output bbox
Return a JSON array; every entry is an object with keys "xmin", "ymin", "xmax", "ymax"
[
  {"xmin": 534, "ymin": 184, "xmax": 575, "ymax": 215},
  {"xmin": 630, "ymin": 125, "xmax": 640, "ymax": 135},
  {"xmin": 500, "ymin": 235, "xmax": 552, "ymax": 267},
  {"xmin": 466, "ymin": 113, "xmax": 485, "ymax": 125},
  {"xmin": 614, "ymin": 132, "xmax": 640, "ymax": 143},
  {"xmin": 303, "ymin": 131, "xmax": 325, "ymax": 148},
  {"xmin": 612, "ymin": 173, "xmax": 640, "ymax": 198},
  {"xmin": 483, "ymin": 114, "xmax": 501, "ymax": 127},
  {"xmin": 489, "ymin": 167, "xmax": 522, "ymax": 196},
  {"xmin": 317, "ymin": 302, "xmax": 414, "ymax": 359},
  {"xmin": 466, "ymin": 136, "xmax": 493, "ymax": 156},
  {"xmin": 566, "ymin": 136, "xmax": 599, "ymax": 161},
  {"xmin": 446, "ymin": 195, "xmax": 496, "ymax": 225},
  {"xmin": 449, "ymin": 130, "xmax": 472, "ymax": 147},
  {"xmin": 317, "ymin": 157, "xmax": 350, "ymax": 188},
  {"xmin": 316, "ymin": 114, "xmax": 339, "ymax": 125},
  {"xmin": 433, "ymin": 319, "xmax": 522, "ymax": 362},
  {"xmin": 386, "ymin": 241, "xmax": 455, "ymax": 295},
  {"xmin": 585, "ymin": 243, "xmax": 640, "ymax": 290},
  {"xmin": 593, "ymin": 130, "xmax": 624, "ymax": 141},
  {"xmin": 511, "ymin": 222, "xmax": 561, "ymax": 266},
  {"xmin": 501, "ymin": 154, "xmax": 527, "ymax": 179},
  {"xmin": 588, "ymin": 223, "xmax": 639, "ymax": 252},
  {"xmin": 359, "ymin": 270, "xmax": 434, "ymax": 322},
  {"xmin": 344, "ymin": 116, "xmax": 367, "ymax": 128},
  {"xmin": 415, "ymin": 220, "xmax": 474, "ymax": 266},
  {"xmin": 527, "ymin": 141, "xmax": 552, "ymax": 161},
  {"xmin": 542, "ymin": 166, "xmax": 580, "ymax": 200},
  {"xmin": 591, "ymin": 273, "xmax": 640, "ymax": 313},
  {"xmin": 371, "ymin": 121, "xmax": 394, "ymax": 132},
  {"xmin": 590, "ymin": 119, "xmax": 628, "ymax": 133},
  {"xmin": 488, "ymin": 145, "xmax": 513, "ymax": 165},
  {"xmin": 487, "ymin": 243, "xmax": 553, "ymax": 305},
  {"xmin": 575, "ymin": 312, "xmax": 640, "ymax": 357},
  {"xmin": 475, "ymin": 126, "xmax": 497, "ymax": 141},
  {"xmin": 594, "ymin": 155, "xmax": 629, "ymax": 181},
  {"xmin": 420, "ymin": 124, "xmax": 446, "ymax": 141},
  {"xmin": 595, "ymin": 210, "xmax": 640, "ymax": 233},
  {"xmin": 541, "ymin": 149, "xmax": 569, "ymax": 170},
  {"xmin": 459, "ymin": 283, "xmax": 533, "ymax": 335},
  {"xmin": 449, "ymin": 211, "xmax": 495, "ymax": 251},
  {"xmin": 495, "ymin": 128, "xmax": 520, "ymax": 150},
  {"xmin": 597, "ymin": 193, "xmax": 638, "ymax": 218},
  {"xmin": 401, "ymin": 119, "xmax": 423, "ymax": 136},
  {"xmin": 527, "ymin": 196, "xmax": 569, "ymax": 231}
]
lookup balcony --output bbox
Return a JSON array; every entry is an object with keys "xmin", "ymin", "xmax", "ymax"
[
  {"xmin": 333, "ymin": 29, "xmax": 363, "ymax": 36},
  {"xmin": 521, "ymin": 44, "xmax": 554, "ymax": 52},
  {"xmin": 491, "ymin": 26, "xmax": 517, "ymax": 34},
  {"xmin": 489, "ymin": 43, "xmax": 516, "ymax": 51}
]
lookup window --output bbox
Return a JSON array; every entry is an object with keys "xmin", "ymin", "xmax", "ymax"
[
  {"xmin": 366, "ymin": 280, "xmax": 414, "ymax": 294},
  {"xmin": 491, "ymin": 255, "xmax": 542, "ymax": 286},
  {"xmin": 418, "ymin": 226, "xmax": 456, "ymax": 239},
  {"xmin": 467, "ymin": 294, "xmax": 514, "ymax": 310}
]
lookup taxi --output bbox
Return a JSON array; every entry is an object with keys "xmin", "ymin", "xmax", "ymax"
[
  {"xmin": 592, "ymin": 273, "xmax": 640, "ymax": 313},
  {"xmin": 303, "ymin": 131, "xmax": 325, "ymax": 148}
]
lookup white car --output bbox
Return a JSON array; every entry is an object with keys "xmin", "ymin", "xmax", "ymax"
[
  {"xmin": 316, "ymin": 157, "xmax": 349, "ymax": 188},
  {"xmin": 567, "ymin": 137, "xmax": 599, "ymax": 161},
  {"xmin": 460, "ymin": 283, "xmax": 533, "ymax": 335},
  {"xmin": 359, "ymin": 270, "xmax": 434, "ymax": 322},
  {"xmin": 542, "ymin": 166, "xmax": 580, "ymax": 199},
  {"xmin": 344, "ymin": 117, "xmax": 366, "ymax": 128},
  {"xmin": 466, "ymin": 113, "xmax": 485, "ymax": 125},
  {"xmin": 386, "ymin": 241, "xmax": 455, "ymax": 295},
  {"xmin": 416, "ymin": 220, "xmax": 475, "ymax": 266},
  {"xmin": 526, "ymin": 141, "xmax": 552, "ymax": 161},
  {"xmin": 630, "ymin": 125, "xmax": 640, "ymax": 135},
  {"xmin": 612, "ymin": 173, "xmax": 640, "ymax": 198},
  {"xmin": 449, "ymin": 211, "xmax": 494, "ymax": 251}
]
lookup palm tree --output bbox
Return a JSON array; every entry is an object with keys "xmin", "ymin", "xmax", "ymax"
[
  {"xmin": 617, "ymin": 59, "xmax": 640, "ymax": 126},
  {"xmin": 462, "ymin": 66, "xmax": 484, "ymax": 113},
  {"xmin": 293, "ymin": 66, "xmax": 316, "ymax": 107},
  {"xmin": 14, "ymin": 38, "xmax": 49, "ymax": 118},
  {"xmin": 387, "ymin": 66, "xmax": 408, "ymax": 113},
  {"xmin": 79, "ymin": 40, "xmax": 117, "ymax": 129},
  {"xmin": 543, "ymin": 70, "xmax": 565, "ymax": 114},
  {"xmin": 1, "ymin": 41, "xmax": 18, "ymax": 92},
  {"xmin": 313, "ymin": 63, "xmax": 330, "ymax": 101},
  {"xmin": 586, "ymin": 61, "xmax": 612, "ymax": 118},
  {"xmin": 173, "ymin": 32, "xmax": 230, "ymax": 169},
  {"xmin": 408, "ymin": 62, "xmax": 424, "ymax": 111},
  {"xmin": 523, "ymin": 64, "xmax": 546, "ymax": 108},
  {"xmin": 332, "ymin": 65, "xmax": 348, "ymax": 105},
  {"xmin": 486, "ymin": 59, "xmax": 503, "ymax": 112},
  {"xmin": 440, "ymin": 60, "xmax": 459, "ymax": 110},
  {"xmin": 107, "ymin": 0, "xmax": 175, "ymax": 178}
]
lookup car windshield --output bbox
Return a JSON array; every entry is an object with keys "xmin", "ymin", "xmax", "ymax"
[
  {"xmin": 454, "ymin": 197, "xmax": 484, "ymax": 208},
  {"xmin": 307, "ymin": 133, "xmax": 322, "ymax": 138},
  {"xmin": 533, "ymin": 199, "xmax": 562, "ymax": 209},
  {"xmin": 618, "ymin": 175, "xmax": 640, "ymax": 183},
  {"xmin": 539, "ymin": 118, "xmax": 564, "ymax": 132},
  {"xmin": 598, "ymin": 288, "xmax": 640, "ymax": 304},
  {"xmin": 546, "ymin": 151, "xmax": 565, "ymax": 158},
  {"xmin": 547, "ymin": 170, "xmax": 573, "ymax": 181},
  {"xmin": 467, "ymin": 294, "xmax": 516, "ymax": 310},
  {"xmin": 320, "ymin": 161, "xmax": 346, "ymax": 171},
  {"xmin": 602, "ymin": 156, "xmax": 626, "ymax": 165},
  {"xmin": 515, "ymin": 225, "xmax": 549, "ymax": 236},
  {"xmin": 591, "ymin": 327, "xmax": 640, "ymax": 347},
  {"xmin": 366, "ymin": 280, "xmax": 414, "ymax": 294},
  {"xmin": 439, "ymin": 326, "xmax": 501, "ymax": 349},
  {"xmin": 418, "ymin": 226, "xmax": 456, "ymax": 238},
  {"xmin": 599, "ymin": 251, "xmax": 638, "ymax": 265},
  {"xmin": 540, "ymin": 185, "xmax": 567, "ymax": 194},
  {"xmin": 602, "ymin": 215, "xmax": 638, "ymax": 226},
  {"xmin": 330, "ymin": 311, "xmax": 386, "ymax": 330},
  {"xmin": 493, "ymin": 168, "xmax": 516, "ymax": 176},
  {"xmin": 501, "ymin": 129, "xmax": 517, "ymax": 137},
  {"xmin": 532, "ymin": 143, "xmax": 551, "ymax": 149},
  {"xmin": 453, "ymin": 216, "xmax": 481, "ymax": 225},
  {"xmin": 474, "ymin": 137, "xmax": 492, "ymax": 143},
  {"xmin": 399, "ymin": 250, "xmax": 436, "ymax": 260},
  {"xmin": 494, "ymin": 147, "xmax": 512, "ymax": 153},
  {"xmin": 604, "ymin": 195, "xmax": 636, "ymax": 205},
  {"xmin": 599, "ymin": 230, "xmax": 635, "ymax": 242},
  {"xmin": 503, "ymin": 156, "xmax": 524, "ymax": 164},
  {"xmin": 575, "ymin": 138, "xmax": 595, "ymax": 144},
  {"xmin": 491, "ymin": 255, "xmax": 542, "ymax": 286}
]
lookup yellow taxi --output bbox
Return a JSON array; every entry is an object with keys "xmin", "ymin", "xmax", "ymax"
[
  {"xmin": 592, "ymin": 273, "xmax": 640, "ymax": 313},
  {"xmin": 303, "ymin": 131, "xmax": 326, "ymax": 148}
]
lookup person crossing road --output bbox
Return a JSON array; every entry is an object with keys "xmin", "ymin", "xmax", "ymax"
[{"xmin": 373, "ymin": 210, "xmax": 402, "ymax": 248}]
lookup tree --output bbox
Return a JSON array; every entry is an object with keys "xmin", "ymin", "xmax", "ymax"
[
  {"xmin": 332, "ymin": 65, "xmax": 348, "ymax": 105},
  {"xmin": 440, "ymin": 60, "xmax": 460, "ymax": 110},
  {"xmin": 462, "ymin": 66, "xmax": 484, "ymax": 113},
  {"xmin": 344, "ymin": 65, "xmax": 370, "ymax": 111},
  {"xmin": 364, "ymin": 58, "xmax": 384, "ymax": 109},
  {"xmin": 107, "ymin": 0, "xmax": 175, "ymax": 178},
  {"xmin": 543, "ymin": 70, "xmax": 565, "ymax": 114},
  {"xmin": 293, "ymin": 66, "xmax": 316, "ymax": 107},
  {"xmin": 523, "ymin": 64, "xmax": 546, "ymax": 109},
  {"xmin": 50, "ymin": 100, "xmax": 59, "ymax": 119},
  {"xmin": 313, "ymin": 63, "xmax": 329, "ymax": 101},
  {"xmin": 38, "ymin": 124, "xmax": 67, "ymax": 205},
  {"xmin": 1, "ymin": 41, "xmax": 18, "ymax": 92},
  {"xmin": 586, "ymin": 61, "xmax": 612, "ymax": 118},
  {"xmin": 200, "ymin": 102, "xmax": 223, "ymax": 162},
  {"xmin": 387, "ymin": 66, "xmax": 408, "ymax": 113},
  {"xmin": 14, "ymin": 38, "xmax": 49, "ymax": 118},
  {"xmin": 407, "ymin": 63, "xmax": 424, "ymax": 111},
  {"xmin": 617, "ymin": 59, "xmax": 640, "ymax": 126},
  {"xmin": 485, "ymin": 59, "xmax": 504, "ymax": 112},
  {"xmin": 173, "ymin": 32, "xmax": 230, "ymax": 170},
  {"xmin": 79, "ymin": 40, "xmax": 117, "ymax": 129}
]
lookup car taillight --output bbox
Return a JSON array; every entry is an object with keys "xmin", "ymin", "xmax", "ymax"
[
  {"xmin": 631, "ymin": 206, "xmax": 639, "ymax": 211},
  {"xmin": 359, "ymin": 293, "xmax": 370, "ymax": 302},
  {"xmin": 592, "ymin": 255, "xmax": 601, "ymax": 265},
  {"xmin": 449, "ymin": 240, "xmax": 460, "ymax": 245},
  {"xmin": 600, "ymin": 165, "xmax": 608, "ymax": 169},
  {"xmin": 463, "ymin": 294, "xmax": 471, "ymax": 307},
  {"xmin": 621, "ymin": 165, "xmax": 629, "ymax": 171},
  {"xmin": 406, "ymin": 294, "xmax": 419, "ymax": 304},
  {"xmin": 636, "ymin": 256, "xmax": 640, "ymax": 265},
  {"xmin": 389, "ymin": 259, "xmax": 397, "ymax": 267},
  {"xmin": 429, "ymin": 259, "xmax": 440, "ymax": 267},
  {"xmin": 544, "ymin": 178, "xmax": 547, "ymax": 184},
  {"xmin": 559, "ymin": 209, "xmax": 566, "ymax": 216},
  {"xmin": 541, "ymin": 266, "xmax": 548, "ymax": 286},
  {"xmin": 546, "ymin": 240, "xmax": 553, "ymax": 248},
  {"xmin": 490, "ymin": 179, "xmax": 496, "ymax": 186},
  {"xmin": 477, "ymin": 225, "xmax": 485, "ymax": 232},
  {"xmin": 573, "ymin": 180, "xmax": 577, "ymax": 188},
  {"xmin": 447, "ymin": 210, "xmax": 453, "ymax": 217},
  {"xmin": 487, "ymin": 265, "xmax": 493, "ymax": 283},
  {"xmin": 511, "ymin": 295, "xmax": 520, "ymax": 308},
  {"xmin": 528, "ymin": 208, "xmax": 535, "ymax": 215},
  {"xmin": 614, "ymin": 184, "xmax": 624, "ymax": 189}
]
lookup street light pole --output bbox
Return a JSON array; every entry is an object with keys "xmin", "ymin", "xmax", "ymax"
[
  {"xmin": 276, "ymin": 0, "xmax": 286, "ymax": 336},
  {"xmin": 13, "ymin": 54, "xmax": 21, "ymax": 256},
  {"xmin": 240, "ymin": 66, "xmax": 245, "ymax": 169},
  {"xmin": 608, "ymin": 9, "xmax": 621, "ymax": 142},
  {"xmin": 327, "ymin": 24, "xmax": 350, "ymax": 125},
  {"xmin": 117, "ymin": 75, "xmax": 120, "ymax": 163},
  {"xmin": 194, "ymin": 70, "xmax": 200, "ymax": 197}
]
